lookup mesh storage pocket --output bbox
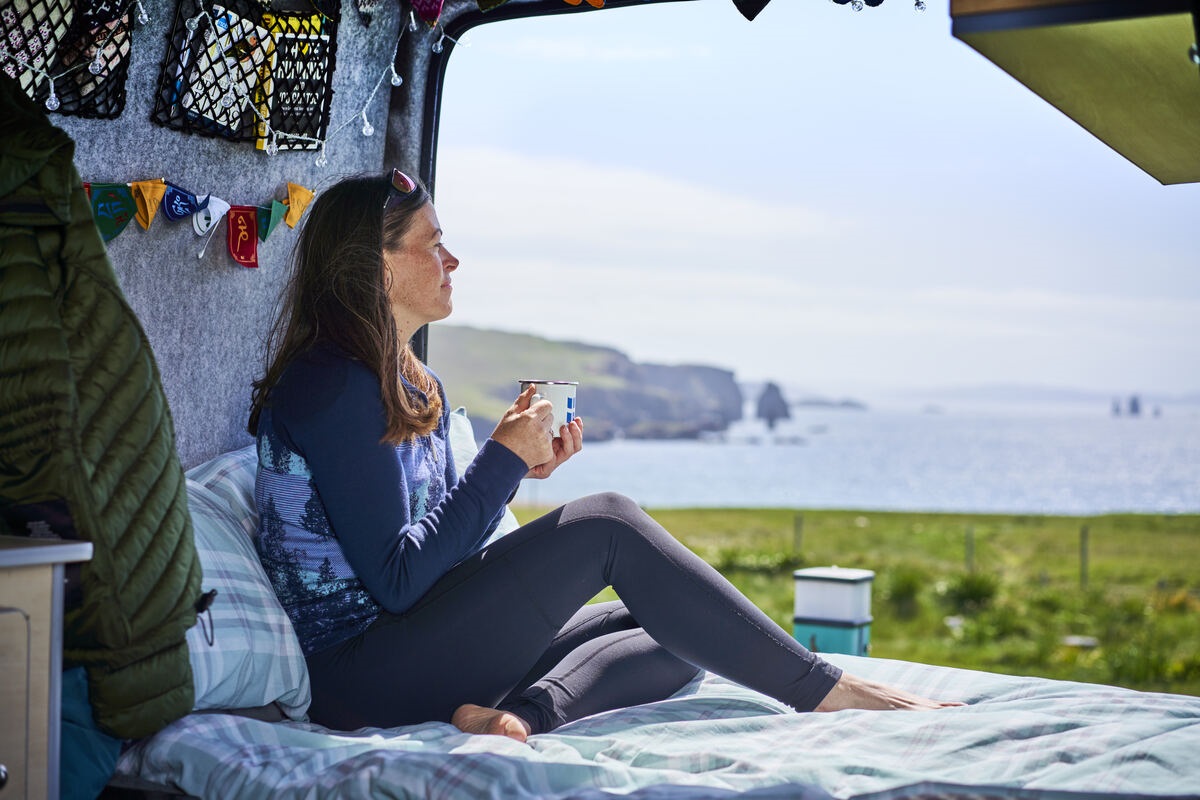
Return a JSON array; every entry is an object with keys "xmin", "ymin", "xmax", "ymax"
[
  {"xmin": 151, "ymin": 0, "xmax": 339, "ymax": 149},
  {"xmin": 1, "ymin": 0, "xmax": 135, "ymax": 118}
]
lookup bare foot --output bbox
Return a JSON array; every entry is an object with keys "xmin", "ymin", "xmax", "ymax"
[
  {"xmin": 815, "ymin": 672, "xmax": 965, "ymax": 712},
  {"xmin": 451, "ymin": 704, "xmax": 532, "ymax": 742}
]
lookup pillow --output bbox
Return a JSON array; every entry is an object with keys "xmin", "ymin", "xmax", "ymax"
[
  {"xmin": 184, "ymin": 446, "xmax": 310, "ymax": 718},
  {"xmin": 186, "ymin": 443, "xmax": 257, "ymax": 534},
  {"xmin": 448, "ymin": 407, "xmax": 521, "ymax": 546}
]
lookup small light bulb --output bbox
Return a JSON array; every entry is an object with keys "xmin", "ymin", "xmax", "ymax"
[
  {"xmin": 89, "ymin": 53, "xmax": 105, "ymax": 75},
  {"xmin": 432, "ymin": 35, "xmax": 444, "ymax": 54},
  {"xmin": 266, "ymin": 135, "xmax": 279, "ymax": 156},
  {"xmin": 851, "ymin": 0, "xmax": 864, "ymax": 10},
  {"xmin": 45, "ymin": 80, "xmax": 60, "ymax": 110},
  {"xmin": 315, "ymin": 148, "xmax": 328, "ymax": 168},
  {"xmin": 390, "ymin": 69, "xmax": 403, "ymax": 87},
  {"xmin": 915, "ymin": 0, "xmax": 926, "ymax": 9},
  {"xmin": 185, "ymin": 15, "xmax": 199, "ymax": 32},
  {"xmin": 221, "ymin": 92, "xmax": 235, "ymax": 109},
  {"xmin": 361, "ymin": 113, "xmax": 374, "ymax": 137},
  {"xmin": 408, "ymin": 11, "xmax": 418, "ymax": 32},
  {"xmin": 136, "ymin": 0, "xmax": 149, "ymax": 24},
  {"xmin": 1190, "ymin": 43, "xmax": 1200, "ymax": 65}
]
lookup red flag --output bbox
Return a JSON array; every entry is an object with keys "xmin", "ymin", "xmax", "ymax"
[
  {"xmin": 227, "ymin": 206, "xmax": 258, "ymax": 268},
  {"xmin": 411, "ymin": 0, "xmax": 443, "ymax": 22}
]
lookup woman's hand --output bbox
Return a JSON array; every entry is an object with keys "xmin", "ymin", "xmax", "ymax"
[
  {"xmin": 490, "ymin": 385, "xmax": 557, "ymax": 469},
  {"xmin": 526, "ymin": 416, "xmax": 583, "ymax": 480}
]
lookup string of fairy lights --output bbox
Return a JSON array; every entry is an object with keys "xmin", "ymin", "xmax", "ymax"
[
  {"xmin": 0, "ymin": 0, "xmax": 954, "ymax": 163},
  {"xmin": 0, "ymin": 2, "xmax": 461, "ymax": 166},
  {"xmin": 182, "ymin": 7, "xmax": 463, "ymax": 165},
  {"xmin": 837, "ymin": 0, "xmax": 926, "ymax": 11}
]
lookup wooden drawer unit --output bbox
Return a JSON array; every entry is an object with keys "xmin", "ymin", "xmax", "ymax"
[{"xmin": 0, "ymin": 537, "xmax": 93, "ymax": 800}]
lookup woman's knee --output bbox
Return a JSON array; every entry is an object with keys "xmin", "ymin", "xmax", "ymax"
[
  {"xmin": 560, "ymin": 492, "xmax": 670, "ymax": 554},
  {"xmin": 575, "ymin": 491, "xmax": 646, "ymax": 524}
]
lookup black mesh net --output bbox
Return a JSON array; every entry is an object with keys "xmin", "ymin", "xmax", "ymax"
[
  {"xmin": 151, "ymin": 0, "xmax": 340, "ymax": 149},
  {"xmin": 1, "ymin": 0, "xmax": 136, "ymax": 118}
]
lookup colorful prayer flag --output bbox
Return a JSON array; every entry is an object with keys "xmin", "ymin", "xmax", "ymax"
[
  {"xmin": 131, "ymin": 179, "xmax": 167, "ymax": 230},
  {"xmin": 89, "ymin": 183, "xmax": 136, "ymax": 242},
  {"xmin": 162, "ymin": 182, "xmax": 210, "ymax": 221},
  {"xmin": 410, "ymin": 0, "xmax": 443, "ymax": 23},
  {"xmin": 192, "ymin": 196, "xmax": 231, "ymax": 235},
  {"xmin": 257, "ymin": 199, "xmax": 287, "ymax": 241},
  {"xmin": 227, "ymin": 206, "xmax": 259, "ymax": 268},
  {"xmin": 284, "ymin": 182, "xmax": 314, "ymax": 228}
]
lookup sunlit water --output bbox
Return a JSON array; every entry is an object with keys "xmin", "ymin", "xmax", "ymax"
[{"xmin": 515, "ymin": 407, "xmax": 1200, "ymax": 514}]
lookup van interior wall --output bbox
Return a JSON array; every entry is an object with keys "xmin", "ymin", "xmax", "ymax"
[{"xmin": 51, "ymin": 0, "xmax": 403, "ymax": 468}]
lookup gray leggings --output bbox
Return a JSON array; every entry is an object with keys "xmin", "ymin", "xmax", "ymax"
[{"xmin": 306, "ymin": 492, "xmax": 841, "ymax": 733}]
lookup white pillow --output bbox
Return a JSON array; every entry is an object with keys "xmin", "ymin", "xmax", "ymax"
[
  {"xmin": 186, "ymin": 444, "xmax": 258, "ymax": 536},
  {"xmin": 448, "ymin": 407, "xmax": 520, "ymax": 546},
  {"xmin": 184, "ymin": 446, "xmax": 310, "ymax": 718}
]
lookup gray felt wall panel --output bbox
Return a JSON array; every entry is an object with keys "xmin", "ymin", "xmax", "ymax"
[{"xmin": 51, "ymin": 0, "xmax": 405, "ymax": 467}]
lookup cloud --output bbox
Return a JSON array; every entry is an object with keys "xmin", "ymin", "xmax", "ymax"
[
  {"xmin": 433, "ymin": 147, "xmax": 1200, "ymax": 394},
  {"xmin": 435, "ymin": 145, "xmax": 845, "ymax": 270}
]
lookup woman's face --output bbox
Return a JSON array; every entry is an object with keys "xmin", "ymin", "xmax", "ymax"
[{"xmin": 382, "ymin": 202, "xmax": 459, "ymax": 337}]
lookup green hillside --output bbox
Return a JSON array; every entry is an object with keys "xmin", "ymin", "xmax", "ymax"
[
  {"xmin": 425, "ymin": 324, "xmax": 743, "ymax": 441},
  {"xmin": 509, "ymin": 504, "xmax": 1200, "ymax": 697}
]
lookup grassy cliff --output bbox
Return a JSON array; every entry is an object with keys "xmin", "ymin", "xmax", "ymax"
[{"xmin": 426, "ymin": 324, "xmax": 742, "ymax": 441}]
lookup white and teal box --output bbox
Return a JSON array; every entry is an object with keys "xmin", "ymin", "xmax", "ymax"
[{"xmin": 792, "ymin": 566, "xmax": 874, "ymax": 656}]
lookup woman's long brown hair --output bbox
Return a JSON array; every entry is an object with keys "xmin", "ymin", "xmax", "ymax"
[{"xmin": 247, "ymin": 174, "xmax": 442, "ymax": 444}]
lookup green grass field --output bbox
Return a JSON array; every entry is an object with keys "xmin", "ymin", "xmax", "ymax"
[{"xmin": 510, "ymin": 505, "xmax": 1200, "ymax": 697}]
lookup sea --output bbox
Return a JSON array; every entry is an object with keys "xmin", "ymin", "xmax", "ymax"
[{"xmin": 514, "ymin": 405, "xmax": 1200, "ymax": 515}]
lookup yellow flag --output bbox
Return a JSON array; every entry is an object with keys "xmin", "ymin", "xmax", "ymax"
[
  {"xmin": 132, "ymin": 179, "xmax": 167, "ymax": 230},
  {"xmin": 285, "ymin": 182, "xmax": 315, "ymax": 228}
]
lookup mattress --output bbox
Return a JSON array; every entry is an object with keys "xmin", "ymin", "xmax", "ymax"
[{"xmin": 114, "ymin": 652, "xmax": 1200, "ymax": 799}]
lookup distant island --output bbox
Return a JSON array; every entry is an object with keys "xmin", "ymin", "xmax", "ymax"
[{"xmin": 793, "ymin": 397, "xmax": 868, "ymax": 411}]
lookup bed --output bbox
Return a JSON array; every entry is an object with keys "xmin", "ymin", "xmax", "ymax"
[{"xmin": 110, "ymin": 410, "xmax": 1200, "ymax": 800}]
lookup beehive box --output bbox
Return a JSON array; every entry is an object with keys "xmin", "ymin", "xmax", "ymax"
[{"xmin": 792, "ymin": 567, "xmax": 874, "ymax": 656}]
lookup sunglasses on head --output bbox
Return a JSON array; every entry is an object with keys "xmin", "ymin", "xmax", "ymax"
[{"xmin": 384, "ymin": 168, "xmax": 419, "ymax": 210}]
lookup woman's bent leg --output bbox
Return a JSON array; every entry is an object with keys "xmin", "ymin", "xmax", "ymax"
[
  {"xmin": 499, "ymin": 627, "xmax": 701, "ymax": 733},
  {"xmin": 305, "ymin": 491, "xmax": 839, "ymax": 731},
  {"xmin": 499, "ymin": 601, "xmax": 639, "ymax": 701},
  {"xmin": 534, "ymin": 493, "xmax": 841, "ymax": 713}
]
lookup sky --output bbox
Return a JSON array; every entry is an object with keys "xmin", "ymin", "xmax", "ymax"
[{"xmin": 431, "ymin": 0, "xmax": 1200, "ymax": 401}]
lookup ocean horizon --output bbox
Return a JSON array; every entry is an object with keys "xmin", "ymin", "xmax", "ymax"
[{"xmin": 513, "ymin": 405, "xmax": 1200, "ymax": 515}]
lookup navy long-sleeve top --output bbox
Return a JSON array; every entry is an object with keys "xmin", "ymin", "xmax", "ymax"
[{"xmin": 253, "ymin": 344, "xmax": 529, "ymax": 655}]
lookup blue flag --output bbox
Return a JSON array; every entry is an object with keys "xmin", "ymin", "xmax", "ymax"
[{"xmin": 161, "ymin": 182, "xmax": 210, "ymax": 221}]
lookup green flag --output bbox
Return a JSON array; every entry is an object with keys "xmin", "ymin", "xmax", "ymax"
[
  {"xmin": 257, "ymin": 199, "xmax": 287, "ymax": 241},
  {"xmin": 90, "ymin": 183, "xmax": 136, "ymax": 242}
]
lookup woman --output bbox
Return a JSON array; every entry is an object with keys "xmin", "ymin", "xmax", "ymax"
[{"xmin": 248, "ymin": 169, "xmax": 960, "ymax": 740}]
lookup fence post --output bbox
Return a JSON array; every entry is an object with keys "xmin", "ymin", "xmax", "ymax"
[
  {"xmin": 965, "ymin": 525, "xmax": 975, "ymax": 572},
  {"xmin": 793, "ymin": 513, "xmax": 804, "ymax": 554},
  {"xmin": 1080, "ymin": 525, "xmax": 1089, "ymax": 591}
]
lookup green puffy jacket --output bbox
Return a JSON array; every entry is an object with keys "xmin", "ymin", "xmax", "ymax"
[{"xmin": 0, "ymin": 75, "xmax": 202, "ymax": 739}]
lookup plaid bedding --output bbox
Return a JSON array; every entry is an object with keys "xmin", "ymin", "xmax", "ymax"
[{"xmin": 116, "ymin": 653, "xmax": 1200, "ymax": 799}]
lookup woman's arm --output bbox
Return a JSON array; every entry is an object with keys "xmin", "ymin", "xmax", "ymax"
[{"xmin": 273, "ymin": 352, "xmax": 528, "ymax": 614}]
